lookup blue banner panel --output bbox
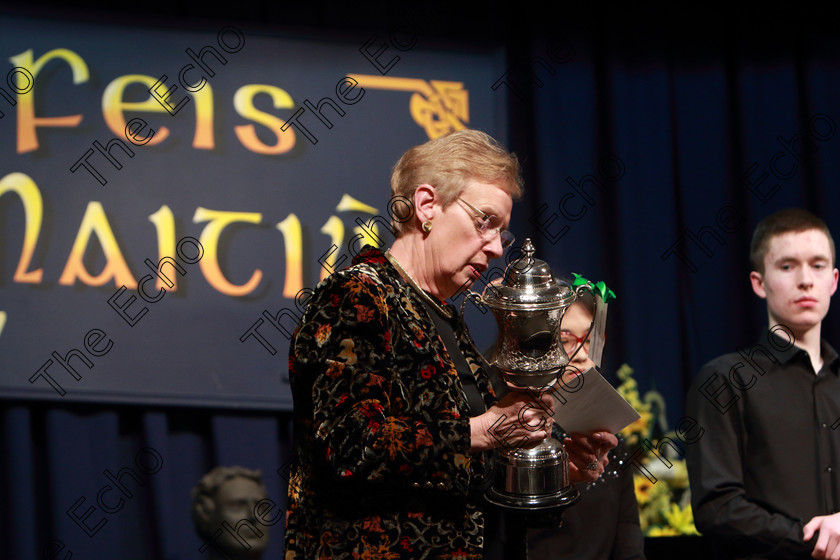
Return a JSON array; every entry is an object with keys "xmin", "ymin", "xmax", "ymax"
[{"xmin": 0, "ymin": 15, "xmax": 506, "ymax": 410}]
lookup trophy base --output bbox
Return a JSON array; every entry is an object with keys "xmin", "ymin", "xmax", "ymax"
[
  {"xmin": 485, "ymin": 486, "xmax": 580, "ymax": 528},
  {"xmin": 484, "ymin": 485, "xmax": 580, "ymax": 511}
]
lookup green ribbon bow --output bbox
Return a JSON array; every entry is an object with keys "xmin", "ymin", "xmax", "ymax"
[{"xmin": 571, "ymin": 273, "xmax": 616, "ymax": 303}]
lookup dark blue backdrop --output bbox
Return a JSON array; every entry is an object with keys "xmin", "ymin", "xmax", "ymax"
[
  {"xmin": 508, "ymin": 9, "xmax": 840, "ymax": 430},
  {"xmin": 3, "ymin": 4, "xmax": 840, "ymax": 559}
]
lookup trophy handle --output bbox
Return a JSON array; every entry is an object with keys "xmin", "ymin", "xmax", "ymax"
[
  {"xmin": 573, "ymin": 284, "xmax": 594, "ymax": 298},
  {"xmin": 459, "ymin": 289, "xmax": 486, "ymax": 318},
  {"xmin": 458, "ymin": 290, "xmax": 498, "ymax": 367}
]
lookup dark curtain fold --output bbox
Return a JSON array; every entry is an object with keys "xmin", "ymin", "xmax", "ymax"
[
  {"xmin": 1, "ymin": 402, "xmax": 293, "ymax": 560},
  {"xmin": 510, "ymin": 8, "xmax": 840, "ymax": 428}
]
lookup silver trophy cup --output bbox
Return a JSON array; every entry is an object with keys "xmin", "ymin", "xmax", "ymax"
[{"xmin": 463, "ymin": 239, "xmax": 591, "ymax": 515}]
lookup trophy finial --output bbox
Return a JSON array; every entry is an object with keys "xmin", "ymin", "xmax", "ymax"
[{"xmin": 522, "ymin": 238, "xmax": 535, "ymax": 258}]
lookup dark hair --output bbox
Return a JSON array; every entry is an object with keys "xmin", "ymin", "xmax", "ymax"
[
  {"xmin": 750, "ymin": 208, "xmax": 835, "ymax": 273},
  {"xmin": 557, "ymin": 275, "xmax": 598, "ymax": 318}
]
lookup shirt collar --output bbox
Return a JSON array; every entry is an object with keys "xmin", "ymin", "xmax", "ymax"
[
  {"xmin": 760, "ymin": 327, "xmax": 840, "ymax": 375},
  {"xmin": 821, "ymin": 339, "xmax": 840, "ymax": 375}
]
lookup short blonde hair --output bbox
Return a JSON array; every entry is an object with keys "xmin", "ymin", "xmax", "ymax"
[{"xmin": 390, "ymin": 129, "xmax": 523, "ymax": 234}]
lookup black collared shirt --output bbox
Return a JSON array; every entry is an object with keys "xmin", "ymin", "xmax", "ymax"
[{"xmin": 686, "ymin": 329, "xmax": 840, "ymax": 559}]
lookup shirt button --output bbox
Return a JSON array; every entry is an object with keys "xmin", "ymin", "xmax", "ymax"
[
  {"xmin": 822, "ymin": 423, "xmax": 828, "ymax": 429},
  {"xmin": 827, "ymin": 466, "xmax": 833, "ymax": 473}
]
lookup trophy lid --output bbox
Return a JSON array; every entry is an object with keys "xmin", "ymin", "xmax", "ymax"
[{"xmin": 482, "ymin": 239, "xmax": 575, "ymax": 311}]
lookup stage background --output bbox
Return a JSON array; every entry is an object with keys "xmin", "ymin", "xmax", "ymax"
[
  {"xmin": 0, "ymin": 13, "xmax": 506, "ymax": 409},
  {"xmin": 2, "ymin": 3, "xmax": 840, "ymax": 559}
]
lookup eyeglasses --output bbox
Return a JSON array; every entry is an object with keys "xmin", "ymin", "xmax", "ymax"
[
  {"xmin": 560, "ymin": 330, "xmax": 590, "ymax": 354},
  {"xmin": 456, "ymin": 197, "xmax": 515, "ymax": 248}
]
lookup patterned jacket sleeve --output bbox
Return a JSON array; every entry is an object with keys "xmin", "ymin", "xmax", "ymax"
[{"xmin": 291, "ymin": 266, "xmax": 479, "ymax": 496}]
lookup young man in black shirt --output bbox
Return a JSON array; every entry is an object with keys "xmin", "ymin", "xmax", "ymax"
[{"xmin": 687, "ymin": 208, "xmax": 840, "ymax": 559}]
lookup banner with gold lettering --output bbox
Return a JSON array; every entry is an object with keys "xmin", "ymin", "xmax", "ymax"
[{"xmin": 0, "ymin": 15, "xmax": 506, "ymax": 409}]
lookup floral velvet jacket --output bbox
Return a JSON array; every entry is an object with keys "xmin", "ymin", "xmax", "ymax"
[{"xmin": 284, "ymin": 246, "xmax": 498, "ymax": 560}]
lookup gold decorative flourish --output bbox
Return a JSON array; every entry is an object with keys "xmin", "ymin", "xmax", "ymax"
[{"xmin": 347, "ymin": 75, "xmax": 469, "ymax": 139}]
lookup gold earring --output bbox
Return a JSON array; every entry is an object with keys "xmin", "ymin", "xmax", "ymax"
[{"xmin": 422, "ymin": 221, "xmax": 433, "ymax": 233}]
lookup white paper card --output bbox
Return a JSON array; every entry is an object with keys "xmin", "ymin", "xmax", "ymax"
[{"xmin": 550, "ymin": 367, "xmax": 641, "ymax": 434}]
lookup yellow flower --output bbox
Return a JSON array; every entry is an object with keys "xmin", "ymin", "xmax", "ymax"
[
  {"xmin": 633, "ymin": 474, "xmax": 655, "ymax": 505},
  {"xmin": 616, "ymin": 363, "xmax": 635, "ymax": 382},
  {"xmin": 615, "ymin": 363, "xmax": 655, "ymax": 442},
  {"xmin": 663, "ymin": 503, "xmax": 700, "ymax": 535},
  {"xmin": 648, "ymin": 526, "xmax": 681, "ymax": 537},
  {"xmin": 619, "ymin": 410, "xmax": 653, "ymax": 442},
  {"xmin": 615, "ymin": 363, "xmax": 699, "ymax": 538}
]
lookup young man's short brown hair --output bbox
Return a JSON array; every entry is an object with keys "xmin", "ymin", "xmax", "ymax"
[{"xmin": 750, "ymin": 208, "xmax": 836, "ymax": 274}]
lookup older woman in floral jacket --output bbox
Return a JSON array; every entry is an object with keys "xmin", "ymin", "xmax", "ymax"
[{"xmin": 284, "ymin": 130, "xmax": 617, "ymax": 559}]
